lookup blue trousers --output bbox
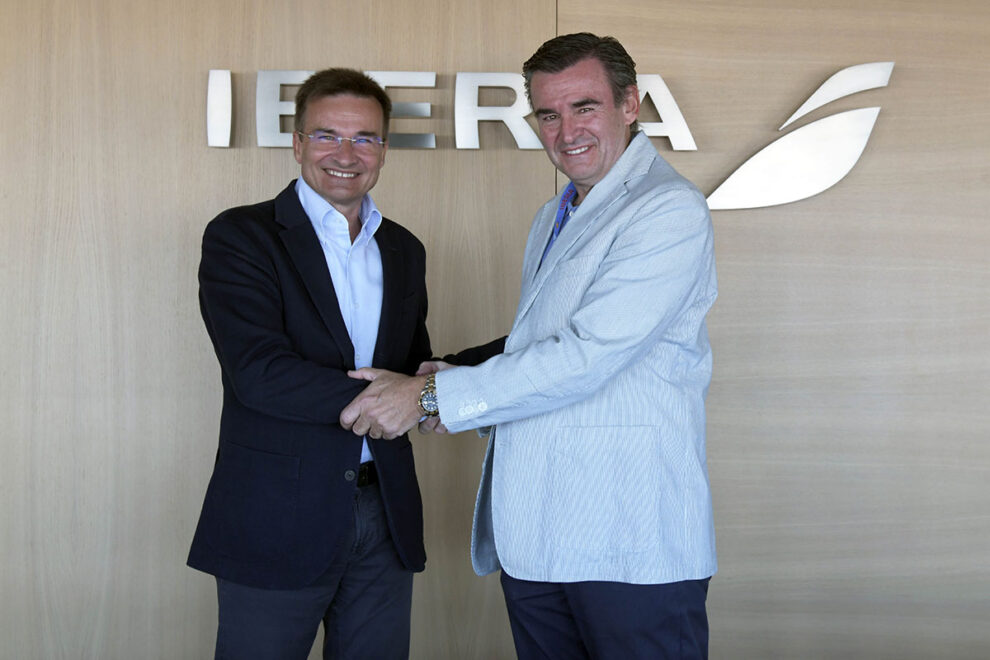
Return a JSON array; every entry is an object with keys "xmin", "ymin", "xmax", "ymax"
[
  {"xmin": 500, "ymin": 571, "xmax": 710, "ymax": 660},
  {"xmin": 213, "ymin": 483, "xmax": 413, "ymax": 660}
]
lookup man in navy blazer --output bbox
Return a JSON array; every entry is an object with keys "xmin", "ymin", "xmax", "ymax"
[
  {"xmin": 341, "ymin": 35, "xmax": 717, "ymax": 659},
  {"xmin": 187, "ymin": 69, "xmax": 430, "ymax": 659}
]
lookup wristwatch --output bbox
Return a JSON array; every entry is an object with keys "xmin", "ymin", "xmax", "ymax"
[{"xmin": 418, "ymin": 374, "xmax": 439, "ymax": 417}]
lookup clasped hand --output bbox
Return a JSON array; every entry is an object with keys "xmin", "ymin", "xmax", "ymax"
[{"xmin": 339, "ymin": 361, "xmax": 451, "ymax": 439}]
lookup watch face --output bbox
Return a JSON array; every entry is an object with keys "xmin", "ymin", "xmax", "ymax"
[{"xmin": 421, "ymin": 391, "xmax": 439, "ymax": 414}]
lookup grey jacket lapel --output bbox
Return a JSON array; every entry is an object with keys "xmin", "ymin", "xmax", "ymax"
[{"xmin": 515, "ymin": 133, "xmax": 656, "ymax": 326}]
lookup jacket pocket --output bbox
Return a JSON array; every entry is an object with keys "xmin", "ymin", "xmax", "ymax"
[
  {"xmin": 548, "ymin": 426, "xmax": 662, "ymax": 553},
  {"xmin": 201, "ymin": 441, "xmax": 301, "ymax": 561}
]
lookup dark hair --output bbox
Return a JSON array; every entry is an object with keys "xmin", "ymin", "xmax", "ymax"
[
  {"xmin": 294, "ymin": 68, "xmax": 392, "ymax": 137},
  {"xmin": 522, "ymin": 32, "xmax": 637, "ymax": 108}
]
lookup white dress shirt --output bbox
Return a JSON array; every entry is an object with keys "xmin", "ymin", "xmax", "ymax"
[{"xmin": 296, "ymin": 178, "xmax": 383, "ymax": 463}]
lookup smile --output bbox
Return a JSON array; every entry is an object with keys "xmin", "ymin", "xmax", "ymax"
[
  {"xmin": 563, "ymin": 145, "xmax": 591, "ymax": 156},
  {"xmin": 326, "ymin": 169, "xmax": 358, "ymax": 179}
]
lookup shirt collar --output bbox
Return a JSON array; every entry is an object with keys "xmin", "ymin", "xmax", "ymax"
[{"xmin": 295, "ymin": 177, "xmax": 383, "ymax": 246}]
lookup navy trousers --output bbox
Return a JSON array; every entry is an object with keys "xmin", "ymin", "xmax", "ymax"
[
  {"xmin": 500, "ymin": 571, "xmax": 710, "ymax": 660},
  {"xmin": 214, "ymin": 482, "xmax": 413, "ymax": 660}
]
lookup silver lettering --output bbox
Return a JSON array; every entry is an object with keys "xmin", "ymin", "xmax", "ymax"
[
  {"xmin": 367, "ymin": 71, "xmax": 437, "ymax": 149},
  {"xmin": 207, "ymin": 70, "xmax": 232, "ymax": 148},
  {"xmin": 214, "ymin": 71, "xmax": 697, "ymax": 152},
  {"xmin": 256, "ymin": 70, "xmax": 310, "ymax": 148},
  {"xmin": 454, "ymin": 73, "xmax": 541, "ymax": 149},
  {"xmin": 637, "ymin": 74, "xmax": 697, "ymax": 151}
]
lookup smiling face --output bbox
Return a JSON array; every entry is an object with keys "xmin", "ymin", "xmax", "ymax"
[
  {"xmin": 530, "ymin": 57, "xmax": 640, "ymax": 203},
  {"xmin": 292, "ymin": 93, "xmax": 388, "ymax": 221}
]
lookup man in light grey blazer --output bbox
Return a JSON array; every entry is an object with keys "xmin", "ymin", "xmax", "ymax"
[{"xmin": 342, "ymin": 33, "xmax": 717, "ymax": 659}]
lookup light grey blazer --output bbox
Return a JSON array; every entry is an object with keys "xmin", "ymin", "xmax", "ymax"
[{"xmin": 436, "ymin": 132, "xmax": 718, "ymax": 584}]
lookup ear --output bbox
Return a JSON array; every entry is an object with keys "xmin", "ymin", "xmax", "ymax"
[
  {"xmin": 292, "ymin": 131, "xmax": 304, "ymax": 165},
  {"xmin": 621, "ymin": 85, "xmax": 640, "ymax": 126}
]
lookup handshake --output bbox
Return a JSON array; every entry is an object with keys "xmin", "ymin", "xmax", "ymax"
[{"xmin": 339, "ymin": 360, "xmax": 453, "ymax": 440}]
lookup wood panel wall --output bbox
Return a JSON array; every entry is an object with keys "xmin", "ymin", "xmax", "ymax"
[
  {"xmin": 557, "ymin": 3, "xmax": 990, "ymax": 657},
  {"xmin": 2, "ymin": 0, "xmax": 987, "ymax": 658}
]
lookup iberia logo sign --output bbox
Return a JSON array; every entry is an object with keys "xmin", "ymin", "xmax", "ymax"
[
  {"xmin": 207, "ymin": 62, "xmax": 893, "ymax": 211},
  {"xmin": 707, "ymin": 62, "xmax": 894, "ymax": 210}
]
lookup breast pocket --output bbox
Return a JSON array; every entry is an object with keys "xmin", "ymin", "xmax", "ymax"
[
  {"xmin": 528, "ymin": 255, "xmax": 600, "ymax": 332},
  {"xmin": 543, "ymin": 255, "xmax": 599, "ymax": 286}
]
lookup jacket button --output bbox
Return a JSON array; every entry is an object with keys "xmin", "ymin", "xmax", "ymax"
[{"xmin": 344, "ymin": 470, "xmax": 356, "ymax": 482}]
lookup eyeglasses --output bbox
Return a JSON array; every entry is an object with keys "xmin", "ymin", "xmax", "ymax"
[{"xmin": 297, "ymin": 131, "xmax": 386, "ymax": 152}]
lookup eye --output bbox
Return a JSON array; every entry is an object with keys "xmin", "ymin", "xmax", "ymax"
[
  {"xmin": 313, "ymin": 133, "xmax": 335, "ymax": 143},
  {"xmin": 578, "ymin": 106, "xmax": 594, "ymax": 114},
  {"xmin": 541, "ymin": 113, "xmax": 559, "ymax": 123},
  {"xmin": 353, "ymin": 137, "xmax": 373, "ymax": 146}
]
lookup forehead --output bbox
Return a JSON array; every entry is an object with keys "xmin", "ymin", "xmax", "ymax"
[
  {"xmin": 301, "ymin": 93, "xmax": 385, "ymax": 132},
  {"xmin": 529, "ymin": 57, "xmax": 612, "ymax": 109}
]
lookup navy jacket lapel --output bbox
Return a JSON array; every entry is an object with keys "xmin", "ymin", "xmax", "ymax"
[
  {"xmin": 373, "ymin": 220, "xmax": 403, "ymax": 367},
  {"xmin": 273, "ymin": 182, "xmax": 356, "ymax": 367}
]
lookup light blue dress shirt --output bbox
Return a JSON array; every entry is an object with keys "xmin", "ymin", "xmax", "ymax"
[{"xmin": 296, "ymin": 178, "xmax": 383, "ymax": 464}]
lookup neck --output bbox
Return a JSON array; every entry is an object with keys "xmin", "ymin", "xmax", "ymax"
[
  {"xmin": 572, "ymin": 185, "xmax": 588, "ymax": 206},
  {"xmin": 327, "ymin": 201, "xmax": 362, "ymax": 243}
]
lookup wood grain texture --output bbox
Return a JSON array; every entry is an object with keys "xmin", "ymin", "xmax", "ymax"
[
  {"xmin": 2, "ymin": 0, "xmax": 988, "ymax": 658},
  {"xmin": 559, "ymin": 1, "xmax": 990, "ymax": 657}
]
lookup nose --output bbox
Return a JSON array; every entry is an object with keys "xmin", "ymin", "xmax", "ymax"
[
  {"xmin": 559, "ymin": 113, "xmax": 579, "ymax": 144},
  {"xmin": 331, "ymin": 140, "xmax": 358, "ymax": 164}
]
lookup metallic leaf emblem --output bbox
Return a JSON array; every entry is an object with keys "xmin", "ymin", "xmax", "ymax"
[{"xmin": 707, "ymin": 62, "xmax": 894, "ymax": 211}]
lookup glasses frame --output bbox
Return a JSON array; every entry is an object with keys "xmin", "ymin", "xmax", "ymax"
[{"xmin": 297, "ymin": 131, "xmax": 387, "ymax": 151}]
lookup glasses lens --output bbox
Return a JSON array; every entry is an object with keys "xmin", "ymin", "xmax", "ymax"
[
  {"xmin": 306, "ymin": 133, "xmax": 382, "ymax": 152},
  {"xmin": 352, "ymin": 137, "xmax": 383, "ymax": 152}
]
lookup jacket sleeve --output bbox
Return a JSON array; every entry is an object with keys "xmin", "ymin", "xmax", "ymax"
[
  {"xmin": 198, "ymin": 214, "xmax": 366, "ymax": 424},
  {"xmin": 435, "ymin": 186, "xmax": 716, "ymax": 432},
  {"xmin": 443, "ymin": 336, "xmax": 507, "ymax": 366}
]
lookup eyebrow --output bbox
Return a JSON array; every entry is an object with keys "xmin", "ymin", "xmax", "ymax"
[{"xmin": 533, "ymin": 97, "xmax": 602, "ymax": 117}]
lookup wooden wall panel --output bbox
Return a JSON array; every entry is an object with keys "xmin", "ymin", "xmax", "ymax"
[
  {"xmin": 558, "ymin": 1, "xmax": 990, "ymax": 658},
  {"xmin": 1, "ymin": 1, "xmax": 553, "ymax": 658},
  {"xmin": 2, "ymin": 0, "xmax": 988, "ymax": 658}
]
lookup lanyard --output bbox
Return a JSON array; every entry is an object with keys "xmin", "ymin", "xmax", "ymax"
[{"xmin": 539, "ymin": 182, "xmax": 577, "ymax": 269}]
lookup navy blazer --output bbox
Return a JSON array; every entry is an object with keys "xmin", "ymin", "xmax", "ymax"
[{"xmin": 187, "ymin": 181, "xmax": 430, "ymax": 589}]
